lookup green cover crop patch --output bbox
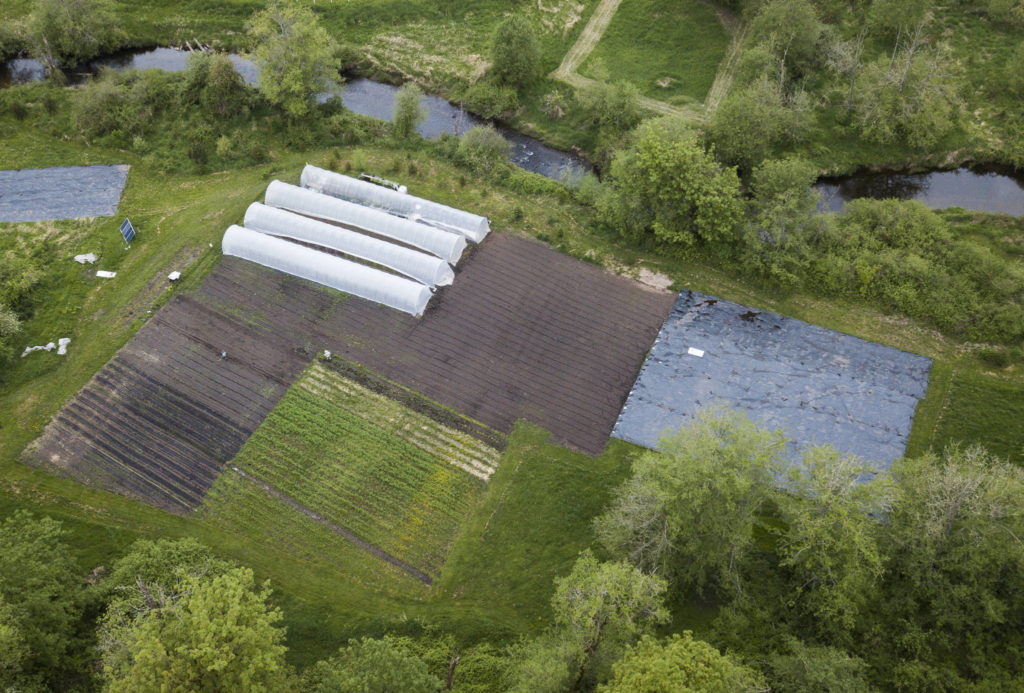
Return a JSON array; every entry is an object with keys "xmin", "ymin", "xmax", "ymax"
[{"xmin": 201, "ymin": 363, "xmax": 499, "ymax": 583}]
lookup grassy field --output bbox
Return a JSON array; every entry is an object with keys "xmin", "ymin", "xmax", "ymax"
[
  {"xmin": 1, "ymin": 81, "xmax": 1022, "ymax": 670},
  {"xmin": 578, "ymin": 0, "xmax": 730, "ymax": 106},
  {"xmin": 907, "ymin": 363, "xmax": 1024, "ymax": 463}
]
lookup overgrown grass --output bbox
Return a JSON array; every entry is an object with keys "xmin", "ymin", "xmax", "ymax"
[
  {"xmin": 579, "ymin": 0, "xmax": 730, "ymax": 105},
  {"xmin": 908, "ymin": 364, "xmax": 1024, "ymax": 463},
  {"xmin": 436, "ymin": 422, "xmax": 635, "ymax": 629}
]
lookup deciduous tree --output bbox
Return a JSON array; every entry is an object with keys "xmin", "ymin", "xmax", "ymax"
[
  {"xmin": 776, "ymin": 447, "xmax": 890, "ymax": 641},
  {"xmin": 598, "ymin": 633, "xmax": 764, "ymax": 693},
  {"xmin": 594, "ymin": 409, "xmax": 785, "ymax": 598},
  {"xmin": 305, "ymin": 636, "xmax": 441, "ymax": 693},
  {"xmin": 489, "ymin": 15, "xmax": 541, "ymax": 90},
  {"xmin": 393, "ymin": 82, "xmax": 426, "ymax": 139},
  {"xmin": 26, "ymin": 0, "xmax": 123, "ymax": 79},
  {"xmin": 0, "ymin": 511, "xmax": 84, "ymax": 690},
  {"xmin": 248, "ymin": 0, "xmax": 340, "ymax": 119},
  {"xmin": 101, "ymin": 567, "xmax": 290, "ymax": 692},
  {"xmin": 605, "ymin": 117, "xmax": 743, "ymax": 251},
  {"xmin": 510, "ymin": 552, "xmax": 668, "ymax": 692}
]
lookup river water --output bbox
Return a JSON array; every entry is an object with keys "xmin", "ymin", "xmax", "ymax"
[
  {"xmin": 816, "ymin": 166, "xmax": 1024, "ymax": 216},
  {"xmin": 4, "ymin": 48, "xmax": 1023, "ymax": 209},
  {"xmin": 0, "ymin": 48, "xmax": 587, "ymax": 180}
]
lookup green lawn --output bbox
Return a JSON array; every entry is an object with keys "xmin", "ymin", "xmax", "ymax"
[
  {"xmin": 579, "ymin": 0, "xmax": 730, "ymax": 106},
  {"xmin": 1, "ymin": 85, "xmax": 1022, "ymax": 672}
]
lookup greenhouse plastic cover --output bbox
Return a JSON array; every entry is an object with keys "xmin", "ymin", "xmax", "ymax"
[
  {"xmin": 243, "ymin": 203, "xmax": 454, "ymax": 287},
  {"xmin": 300, "ymin": 164, "xmax": 490, "ymax": 243},
  {"xmin": 222, "ymin": 225, "xmax": 432, "ymax": 316},
  {"xmin": 264, "ymin": 181, "xmax": 466, "ymax": 265}
]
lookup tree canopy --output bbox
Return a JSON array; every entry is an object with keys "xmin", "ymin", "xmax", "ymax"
[
  {"xmin": 101, "ymin": 567, "xmax": 290, "ymax": 692},
  {"xmin": 598, "ymin": 633, "xmax": 763, "ymax": 693},
  {"xmin": 248, "ymin": 0, "xmax": 340, "ymax": 118},
  {"xmin": 0, "ymin": 511, "xmax": 84, "ymax": 691},
  {"xmin": 489, "ymin": 15, "xmax": 541, "ymax": 90},
  {"xmin": 605, "ymin": 117, "xmax": 743, "ymax": 251}
]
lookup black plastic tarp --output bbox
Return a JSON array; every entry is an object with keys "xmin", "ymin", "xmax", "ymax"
[
  {"xmin": 0, "ymin": 165, "xmax": 129, "ymax": 222},
  {"xmin": 612, "ymin": 291, "xmax": 932, "ymax": 470}
]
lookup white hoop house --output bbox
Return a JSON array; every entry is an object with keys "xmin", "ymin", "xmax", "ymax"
[
  {"xmin": 264, "ymin": 181, "xmax": 466, "ymax": 265},
  {"xmin": 243, "ymin": 203, "xmax": 454, "ymax": 287},
  {"xmin": 300, "ymin": 164, "xmax": 490, "ymax": 243},
  {"xmin": 222, "ymin": 225, "xmax": 432, "ymax": 316}
]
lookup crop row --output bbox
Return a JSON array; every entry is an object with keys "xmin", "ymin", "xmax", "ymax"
[{"xmin": 228, "ymin": 367, "xmax": 493, "ymax": 575}]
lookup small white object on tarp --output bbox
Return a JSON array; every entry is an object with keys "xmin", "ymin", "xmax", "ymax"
[
  {"xmin": 687, "ymin": 347, "xmax": 705, "ymax": 357},
  {"xmin": 96, "ymin": 270, "xmax": 116, "ymax": 278},
  {"xmin": 74, "ymin": 253, "xmax": 97, "ymax": 264},
  {"xmin": 21, "ymin": 337, "xmax": 70, "ymax": 358},
  {"xmin": 168, "ymin": 271, "xmax": 181, "ymax": 281}
]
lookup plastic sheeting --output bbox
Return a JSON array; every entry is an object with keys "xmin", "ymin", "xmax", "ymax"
[
  {"xmin": 612, "ymin": 291, "xmax": 932, "ymax": 472},
  {"xmin": 0, "ymin": 165, "xmax": 129, "ymax": 222},
  {"xmin": 243, "ymin": 203, "xmax": 454, "ymax": 287},
  {"xmin": 300, "ymin": 165, "xmax": 490, "ymax": 242},
  {"xmin": 222, "ymin": 225, "xmax": 432, "ymax": 316},
  {"xmin": 264, "ymin": 181, "xmax": 466, "ymax": 265}
]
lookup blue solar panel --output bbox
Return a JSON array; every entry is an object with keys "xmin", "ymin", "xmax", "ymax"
[{"xmin": 120, "ymin": 218, "xmax": 135, "ymax": 244}]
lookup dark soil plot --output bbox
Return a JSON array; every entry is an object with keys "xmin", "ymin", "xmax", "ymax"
[
  {"xmin": 24, "ymin": 295, "xmax": 310, "ymax": 514},
  {"xmin": 0, "ymin": 165, "xmax": 129, "ymax": 222},
  {"xmin": 198, "ymin": 234, "xmax": 676, "ymax": 455},
  {"xmin": 613, "ymin": 291, "xmax": 933, "ymax": 470}
]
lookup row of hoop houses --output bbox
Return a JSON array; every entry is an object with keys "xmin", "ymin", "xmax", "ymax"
[{"xmin": 222, "ymin": 164, "xmax": 490, "ymax": 316}]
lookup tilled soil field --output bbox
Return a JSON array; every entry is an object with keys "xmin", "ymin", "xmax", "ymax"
[
  {"xmin": 25, "ymin": 295, "xmax": 310, "ymax": 513},
  {"xmin": 198, "ymin": 233, "xmax": 675, "ymax": 455},
  {"xmin": 25, "ymin": 233, "xmax": 673, "ymax": 512}
]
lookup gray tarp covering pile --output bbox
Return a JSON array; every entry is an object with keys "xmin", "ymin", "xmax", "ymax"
[
  {"xmin": 612, "ymin": 291, "xmax": 932, "ymax": 471},
  {"xmin": 0, "ymin": 165, "xmax": 129, "ymax": 222}
]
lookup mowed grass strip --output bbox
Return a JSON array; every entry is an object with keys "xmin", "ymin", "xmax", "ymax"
[
  {"xmin": 907, "ymin": 364, "xmax": 1024, "ymax": 464},
  {"xmin": 579, "ymin": 0, "xmax": 730, "ymax": 105},
  {"xmin": 210, "ymin": 364, "xmax": 496, "ymax": 579},
  {"xmin": 197, "ymin": 470, "xmax": 429, "ymax": 596}
]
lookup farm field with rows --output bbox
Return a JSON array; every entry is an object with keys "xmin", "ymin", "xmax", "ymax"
[{"xmin": 203, "ymin": 363, "xmax": 500, "ymax": 583}]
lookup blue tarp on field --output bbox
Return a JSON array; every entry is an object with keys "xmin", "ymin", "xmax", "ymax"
[
  {"xmin": 612, "ymin": 291, "xmax": 932, "ymax": 471},
  {"xmin": 0, "ymin": 165, "xmax": 129, "ymax": 222}
]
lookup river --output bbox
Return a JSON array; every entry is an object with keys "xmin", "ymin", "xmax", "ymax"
[
  {"xmin": 0, "ymin": 48, "xmax": 588, "ymax": 181},
  {"xmin": 4, "ymin": 48, "xmax": 1023, "ymax": 209}
]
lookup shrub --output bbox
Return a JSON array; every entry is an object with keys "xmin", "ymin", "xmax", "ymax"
[
  {"xmin": 393, "ymin": 82, "xmax": 425, "ymax": 139},
  {"xmin": 489, "ymin": 15, "xmax": 540, "ymax": 89},
  {"xmin": 458, "ymin": 125, "xmax": 510, "ymax": 171},
  {"xmin": 459, "ymin": 81, "xmax": 519, "ymax": 119},
  {"xmin": 71, "ymin": 79, "xmax": 125, "ymax": 138}
]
